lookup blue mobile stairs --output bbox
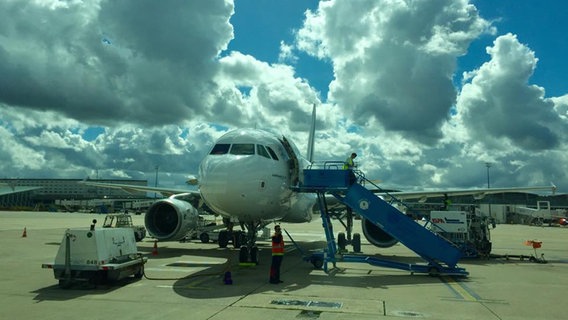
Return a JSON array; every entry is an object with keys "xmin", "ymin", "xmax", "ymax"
[{"xmin": 293, "ymin": 164, "xmax": 469, "ymax": 277}]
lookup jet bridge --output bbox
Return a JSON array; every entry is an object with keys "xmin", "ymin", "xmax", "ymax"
[{"xmin": 295, "ymin": 165, "xmax": 468, "ymax": 276}]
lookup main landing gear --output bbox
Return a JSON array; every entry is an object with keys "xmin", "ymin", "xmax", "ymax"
[
  {"xmin": 217, "ymin": 219, "xmax": 266, "ymax": 265},
  {"xmin": 333, "ymin": 207, "xmax": 362, "ymax": 253}
]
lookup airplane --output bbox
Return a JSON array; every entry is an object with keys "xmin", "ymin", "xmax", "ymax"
[{"xmin": 81, "ymin": 104, "xmax": 557, "ymax": 264}]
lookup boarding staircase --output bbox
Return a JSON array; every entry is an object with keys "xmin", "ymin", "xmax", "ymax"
[{"xmin": 294, "ymin": 164, "xmax": 468, "ymax": 276}]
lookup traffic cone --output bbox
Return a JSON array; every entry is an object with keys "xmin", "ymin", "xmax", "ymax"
[
  {"xmin": 22, "ymin": 227, "xmax": 27, "ymax": 238},
  {"xmin": 152, "ymin": 240, "xmax": 158, "ymax": 256}
]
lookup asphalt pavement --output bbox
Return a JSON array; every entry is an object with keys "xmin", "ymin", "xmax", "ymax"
[{"xmin": 1, "ymin": 211, "xmax": 567, "ymax": 319}]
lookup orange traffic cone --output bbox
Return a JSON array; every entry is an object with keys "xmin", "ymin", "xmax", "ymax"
[
  {"xmin": 152, "ymin": 240, "xmax": 158, "ymax": 256},
  {"xmin": 22, "ymin": 227, "xmax": 27, "ymax": 238}
]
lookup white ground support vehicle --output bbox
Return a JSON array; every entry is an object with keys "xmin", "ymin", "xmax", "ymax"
[
  {"xmin": 42, "ymin": 220, "xmax": 147, "ymax": 288},
  {"xmin": 427, "ymin": 210, "xmax": 492, "ymax": 257},
  {"xmin": 102, "ymin": 214, "xmax": 146, "ymax": 242}
]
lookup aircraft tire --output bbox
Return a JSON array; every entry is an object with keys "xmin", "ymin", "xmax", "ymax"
[
  {"xmin": 233, "ymin": 231, "xmax": 243, "ymax": 248},
  {"xmin": 250, "ymin": 246, "xmax": 259, "ymax": 265},
  {"xmin": 352, "ymin": 233, "xmax": 361, "ymax": 253},
  {"xmin": 218, "ymin": 230, "xmax": 229, "ymax": 248},
  {"xmin": 337, "ymin": 232, "xmax": 346, "ymax": 251},
  {"xmin": 239, "ymin": 246, "xmax": 249, "ymax": 263}
]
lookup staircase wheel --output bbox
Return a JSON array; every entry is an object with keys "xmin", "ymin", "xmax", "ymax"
[
  {"xmin": 428, "ymin": 267, "xmax": 440, "ymax": 277},
  {"xmin": 218, "ymin": 230, "xmax": 229, "ymax": 248},
  {"xmin": 311, "ymin": 257, "xmax": 324, "ymax": 269},
  {"xmin": 352, "ymin": 233, "xmax": 361, "ymax": 253},
  {"xmin": 337, "ymin": 232, "xmax": 347, "ymax": 251}
]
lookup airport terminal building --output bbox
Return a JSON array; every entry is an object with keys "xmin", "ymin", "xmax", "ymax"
[{"xmin": 0, "ymin": 178, "xmax": 148, "ymax": 211}]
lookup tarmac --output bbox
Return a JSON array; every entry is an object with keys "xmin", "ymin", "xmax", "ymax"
[{"xmin": 1, "ymin": 210, "xmax": 567, "ymax": 320}]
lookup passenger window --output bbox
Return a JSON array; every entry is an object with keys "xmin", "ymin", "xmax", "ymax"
[
  {"xmin": 266, "ymin": 146, "xmax": 279, "ymax": 160},
  {"xmin": 257, "ymin": 145, "xmax": 271, "ymax": 159},
  {"xmin": 210, "ymin": 144, "xmax": 230, "ymax": 155},
  {"xmin": 230, "ymin": 144, "xmax": 255, "ymax": 155}
]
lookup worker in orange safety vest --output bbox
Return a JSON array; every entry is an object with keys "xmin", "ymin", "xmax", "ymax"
[{"xmin": 269, "ymin": 225, "xmax": 284, "ymax": 284}]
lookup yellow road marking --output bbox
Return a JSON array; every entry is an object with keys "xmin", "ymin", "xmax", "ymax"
[{"xmin": 442, "ymin": 276, "xmax": 479, "ymax": 302}]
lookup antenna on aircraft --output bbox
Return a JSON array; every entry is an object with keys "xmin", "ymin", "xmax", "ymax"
[{"xmin": 306, "ymin": 103, "xmax": 316, "ymax": 163}]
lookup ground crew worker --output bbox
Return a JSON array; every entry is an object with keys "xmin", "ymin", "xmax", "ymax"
[
  {"xmin": 269, "ymin": 225, "xmax": 284, "ymax": 284},
  {"xmin": 343, "ymin": 153, "xmax": 357, "ymax": 169}
]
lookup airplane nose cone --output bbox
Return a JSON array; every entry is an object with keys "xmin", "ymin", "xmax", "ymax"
[{"xmin": 199, "ymin": 155, "xmax": 254, "ymax": 216}]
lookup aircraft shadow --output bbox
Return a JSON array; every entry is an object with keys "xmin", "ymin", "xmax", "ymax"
[{"xmin": 160, "ymin": 240, "xmax": 451, "ymax": 300}]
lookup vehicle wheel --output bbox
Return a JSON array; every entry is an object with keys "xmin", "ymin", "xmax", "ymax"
[
  {"xmin": 239, "ymin": 246, "xmax": 249, "ymax": 263},
  {"xmin": 199, "ymin": 232, "xmax": 210, "ymax": 243},
  {"xmin": 337, "ymin": 232, "xmax": 346, "ymax": 251},
  {"xmin": 218, "ymin": 230, "xmax": 229, "ymax": 248},
  {"xmin": 58, "ymin": 279, "xmax": 72, "ymax": 289},
  {"xmin": 352, "ymin": 233, "xmax": 361, "ymax": 253},
  {"xmin": 250, "ymin": 246, "xmax": 259, "ymax": 265},
  {"xmin": 134, "ymin": 265, "xmax": 144, "ymax": 279},
  {"xmin": 135, "ymin": 232, "xmax": 143, "ymax": 242},
  {"xmin": 311, "ymin": 257, "xmax": 324, "ymax": 269},
  {"xmin": 89, "ymin": 271, "xmax": 107, "ymax": 286}
]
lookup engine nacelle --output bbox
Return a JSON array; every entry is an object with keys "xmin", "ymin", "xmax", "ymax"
[
  {"xmin": 361, "ymin": 217, "xmax": 399, "ymax": 248},
  {"xmin": 144, "ymin": 197, "xmax": 199, "ymax": 241}
]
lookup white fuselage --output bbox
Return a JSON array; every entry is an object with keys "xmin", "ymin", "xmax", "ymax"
[{"xmin": 198, "ymin": 129, "xmax": 315, "ymax": 223}]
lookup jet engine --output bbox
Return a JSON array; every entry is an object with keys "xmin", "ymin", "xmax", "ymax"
[
  {"xmin": 144, "ymin": 197, "xmax": 200, "ymax": 241},
  {"xmin": 361, "ymin": 217, "xmax": 399, "ymax": 248}
]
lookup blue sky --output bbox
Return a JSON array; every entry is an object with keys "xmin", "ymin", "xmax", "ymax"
[
  {"xmin": 0, "ymin": 0, "xmax": 567, "ymax": 194},
  {"xmin": 227, "ymin": 0, "xmax": 333, "ymax": 96},
  {"xmin": 468, "ymin": 1, "xmax": 568, "ymax": 97}
]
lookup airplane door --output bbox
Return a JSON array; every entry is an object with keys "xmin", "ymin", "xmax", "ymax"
[{"xmin": 279, "ymin": 137, "xmax": 299, "ymax": 186}]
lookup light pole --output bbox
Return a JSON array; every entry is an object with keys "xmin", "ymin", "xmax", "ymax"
[
  {"xmin": 485, "ymin": 162, "xmax": 492, "ymax": 219},
  {"xmin": 154, "ymin": 165, "xmax": 159, "ymax": 198},
  {"xmin": 485, "ymin": 162, "xmax": 491, "ymax": 188}
]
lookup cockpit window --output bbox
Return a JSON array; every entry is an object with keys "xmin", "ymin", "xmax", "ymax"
[
  {"xmin": 266, "ymin": 146, "xmax": 279, "ymax": 160},
  {"xmin": 257, "ymin": 145, "xmax": 271, "ymax": 159},
  {"xmin": 230, "ymin": 143, "xmax": 255, "ymax": 155},
  {"xmin": 210, "ymin": 143, "xmax": 230, "ymax": 155}
]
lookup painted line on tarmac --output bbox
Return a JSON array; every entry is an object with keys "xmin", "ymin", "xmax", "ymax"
[
  {"xmin": 154, "ymin": 275, "xmax": 217, "ymax": 290},
  {"xmin": 441, "ymin": 276, "xmax": 481, "ymax": 302},
  {"xmin": 145, "ymin": 267, "xmax": 204, "ymax": 273}
]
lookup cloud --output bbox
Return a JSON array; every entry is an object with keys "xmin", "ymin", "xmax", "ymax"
[
  {"xmin": 1, "ymin": 0, "xmax": 567, "ymax": 194},
  {"xmin": 0, "ymin": 0, "xmax": 234, "ymax": 127},
  {"xmin": 278, "ymin": 41, "xmax": 298, "ymax": 64},
  {"xmin": 457, "ymin": 33, "xmax": 567, "ymax": 151},
  {"xmin": 296, "ymin": 0, "xmax": 491, "ymax": 144}
]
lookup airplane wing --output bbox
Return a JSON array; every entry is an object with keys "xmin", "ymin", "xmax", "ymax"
[
  {"xmin": 78, "ymin": 181, "xmax": 200, "ymax": 198},
  {"xmin": 0, "ymin": 186, "xmax": 42, "ymax": 196},
  {"xmin": 323, "ymin": 184, "xmax": 556, "ymax": 211},
  {"xmin": 374, "ymin": 185, "xmax": 556, "ymax": 203}
]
